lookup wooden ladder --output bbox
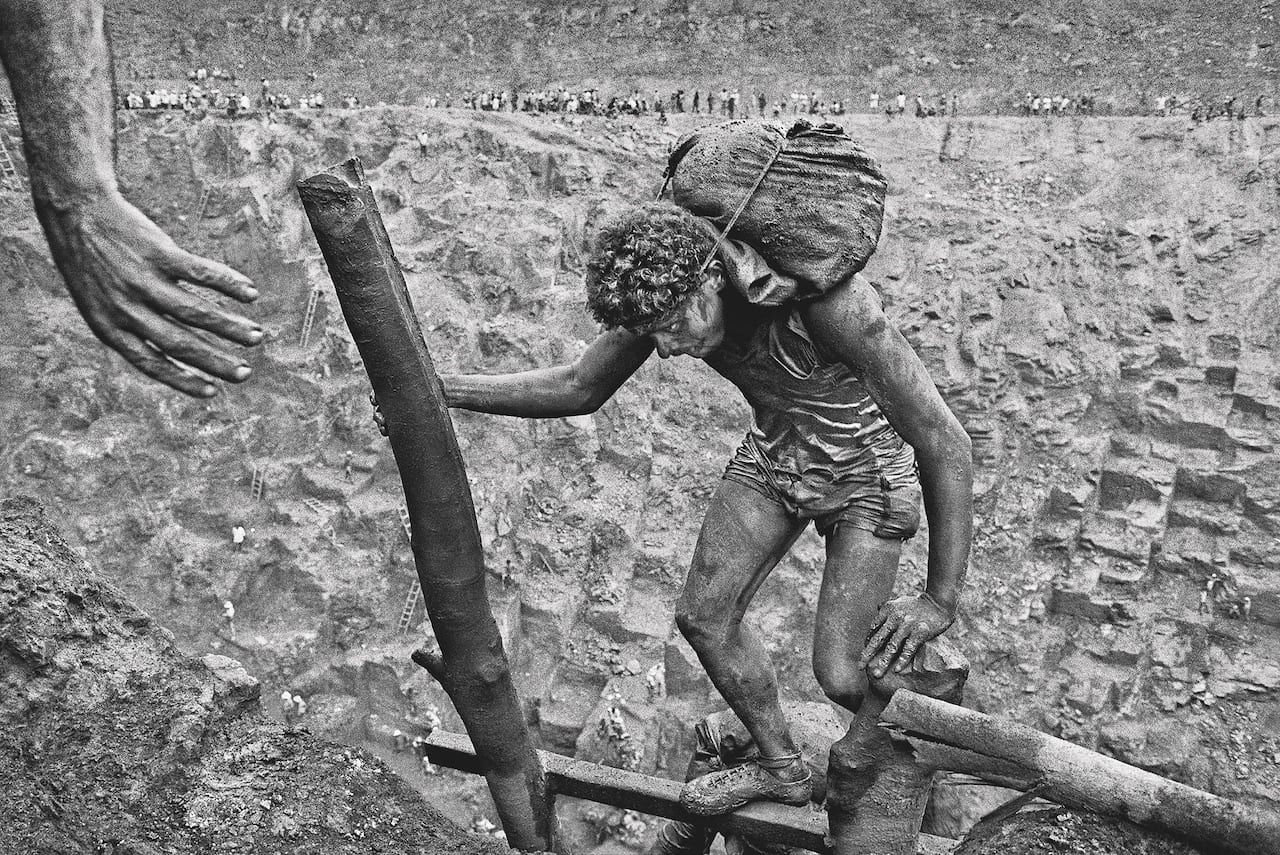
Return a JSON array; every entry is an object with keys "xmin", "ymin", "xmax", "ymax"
[
  {"xmin": 193, "ymin": 184, "xmax": 212, "ymax": 221},
  {"xmin": 0, "ymin": 133, "xmax": 18, "ymax": 180},
  {"xmin": 299, "ymin": 287, "xmax": 321, "ymax": 347},
  {"xmin": 398, "ymin": 578, "xmax": 422, "ymax": 634},
  {"xmin": 250, "ymin": 466, "xmax": 265, "ymax": 501},
  {"xmin": 396, "ymin": 505, "xmax": 412, "ymax": 544},
  {"xmin": 302, "ymin": 496, "xmax": 335, "ymax": 517}
]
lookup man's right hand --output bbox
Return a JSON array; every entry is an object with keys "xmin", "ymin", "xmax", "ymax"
[{"xmin": 36, "ymin": 189, "xmax": 262, "ymax": 397}]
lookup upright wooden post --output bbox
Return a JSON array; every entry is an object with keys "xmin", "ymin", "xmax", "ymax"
[
  {"xmin": 826, "ymin": 638, "xmax": 969, "ymax": 855},
  {"xmin": 297, "ymin": 158, "xmax": 554, "ymax": 852}
]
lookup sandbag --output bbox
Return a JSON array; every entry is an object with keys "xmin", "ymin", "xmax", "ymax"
[{"xmin": 666, "ymin": 119, "xmax": 887, "ymax": 300}]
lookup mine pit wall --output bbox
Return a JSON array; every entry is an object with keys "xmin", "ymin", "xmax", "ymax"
[{"xmin": 1, "ymin": 108, "xmax": 1278, "ymax": 835}]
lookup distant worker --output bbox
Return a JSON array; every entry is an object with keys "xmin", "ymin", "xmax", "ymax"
[
  {"xmin": 281, "ymin": 691, "xmax": 297, "ymax": 725},
  {"xmin": 1242, "ymin": 596, "xmax": 1252, "ymax": 622},
  {"xmin": 293, "ymin": 693, "xmax": 308, "ymax": 720},
  {"xmin": 221, "ymin": 600, "xmax": 236, "ymax": 640},
  {"xmin": 231, "ymin": 523, "xmax": 246, "ymax": 552},
  {"xmin": 869, "ymin": 91, "xmax": 879, "ymax": 112},
  {"xmin": 0, "ymin": 0, "xmax": 261, "ymax": 398},
  {"xmin": 646, "ymin": 662, "xmax": 666, "ymax": 700}
]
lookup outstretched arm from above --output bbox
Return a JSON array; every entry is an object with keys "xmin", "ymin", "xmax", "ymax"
[
  {"xmin": 801, "ymin": 277, "xmax": 974, "ymax": 678},
  {"xmin": 0, "ymin": 0, "xmax": 261, "ymax": 397},
  {"xmin": 441, "ymin": 328, "xmax": 654, "ymax": 418}
]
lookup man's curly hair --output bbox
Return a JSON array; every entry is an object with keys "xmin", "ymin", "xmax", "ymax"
[{"xmin": 585, "ymin": 203, "xmax": 715, "ymax": 330}]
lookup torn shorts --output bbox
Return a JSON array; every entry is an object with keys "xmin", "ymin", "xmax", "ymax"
[{"xmin": 722, "ymin": 435, "xmax": 921, "ymax": 540}]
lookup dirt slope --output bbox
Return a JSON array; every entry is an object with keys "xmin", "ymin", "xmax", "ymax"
[{"xmin": 0, "ymin": 496, "xmax": 504, "ymax": 855}]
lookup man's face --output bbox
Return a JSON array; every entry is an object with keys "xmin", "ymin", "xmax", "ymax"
[{"xmin": 638, "ymin": 275, "xmax": 726, "ymax": 360}]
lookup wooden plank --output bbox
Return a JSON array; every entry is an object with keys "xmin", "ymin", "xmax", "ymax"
[{"xmin": 422, "ymin": 730, "xmax": 957, "ymax": 854}]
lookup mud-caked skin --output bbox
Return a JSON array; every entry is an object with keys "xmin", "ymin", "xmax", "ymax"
[{"xmin": 423, "ymin": 204, "xmax": 973, "ymax": 818}]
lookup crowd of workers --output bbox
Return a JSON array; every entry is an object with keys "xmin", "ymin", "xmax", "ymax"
[{"xmin": 107, "ymin": 65, "xmax": 1273, "ymax": 124}]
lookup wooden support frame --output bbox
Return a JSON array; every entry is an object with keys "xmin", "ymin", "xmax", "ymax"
[
  {"xmin": 421, "ymin": 729, "xmax": 957, "ymax": 855},
  {"xmin": 297, "ymin": 158, "xmax": 554, "ymax": 851}
]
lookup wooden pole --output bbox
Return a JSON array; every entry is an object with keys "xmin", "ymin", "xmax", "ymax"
[
  {"xmin": 297, "ymin": 158, "xmax": 554, "ymax": 852},
  {"xmin": 826, "ymin": 638, "xmax": 969, "ymax": 855},
  {"xmin": 881, "ymin": 690, "xmax": 1280, "ymax": 855}
]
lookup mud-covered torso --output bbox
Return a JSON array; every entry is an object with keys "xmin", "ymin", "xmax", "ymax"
[{"xmin": 702, "ymin": 297, "xmax": 915, "ymax": 497}]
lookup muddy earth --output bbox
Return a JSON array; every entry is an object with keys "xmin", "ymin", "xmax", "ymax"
[
  {"xmin": 0, "ymin": 496, "xmax": 507, "ymax": 854},
  {"xmin": 1, "ymin": 106, "xmax": 1277, "ymax": 851}
]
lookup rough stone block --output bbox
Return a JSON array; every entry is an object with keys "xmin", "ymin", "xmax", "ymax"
[
  {"xmin": 1230, "ymin": 370, "xmax": 1280, "ymax": 420},
  {"xmin": 1096, "ymin": 457, "xmax": 1175, "ymax": 511},
  {"xmin": 1145, "ymin": 381, "xmax": 1234, "ymax": 449},
  {"xmin": 1048, "ymin": 586, "xmax": 1136, "ymax": 623},
  {"xmin": 1078, "ymin": 510, "xmax": 1160, "ymax": 563},
  {"xmin": 1166, "ymin": 498, "xmax": 1241, "ymax": 535},
  {"xmin": 1046, "ymin": 483, "xmax": 1093, "ymax": 520},
  {"xmin": 1154, "ymin": 527, "xmax": 1226, "ymax": 576},
  {"xmin": 1173, "ymin": 467, "xmax": 1248, "ymax": 504},
  {"xmin": 1064, "ymin": 678, "xmax": 1116, "ymax": 715}
]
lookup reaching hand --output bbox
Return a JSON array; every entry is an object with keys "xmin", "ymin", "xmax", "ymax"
[
  {"xmin": 36, "ymin": 189, "xmax": 262, "ymax": 397},
  {"xmin": 859, "ymin": 594, "xmax": 955, "ymax": 679}
]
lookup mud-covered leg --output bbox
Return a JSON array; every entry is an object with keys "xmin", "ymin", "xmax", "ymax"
[
  {"xmin": 674, "ymin": 479, "xmax": 811, "ymax": 814},
  {"xmin": 814, "ymin": 524, "xmax": 968, "ymax": 855}
]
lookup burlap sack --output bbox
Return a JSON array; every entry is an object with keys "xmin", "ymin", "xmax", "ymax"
[{"xmin": 667, "ymin": 119, "xmax": 887, "ymax": 300}]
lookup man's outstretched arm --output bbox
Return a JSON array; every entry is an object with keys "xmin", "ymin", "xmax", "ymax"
[
  {"xmin": 0, "ymin": 0, "xmax": 262, "ymax": 397},
  {"xmin": 802, "ymin": 277, "xmax": 974, "ymax": 678},
  {"xmin": 442, "ymin": 328, "xmax": 654, "ymax": 417},
  {"xmin": 372, "ymin": 328, "xmax": 654, "ymax": 430}
]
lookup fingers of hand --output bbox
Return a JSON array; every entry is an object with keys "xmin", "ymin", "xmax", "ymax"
[
  {"xmin": 873, "ymin": 622, "xmax": 914, "ymax": 677},
  {"xmin": 162, "ymin": 248, "xmax": 259, "ymax": 304},
  {"xmin": 859, "ymin": 616, "xmax": 898, "ymax": 668},
  {"xmin": 147, "ymin": 277, "xmax": 263, "ymax": 347},
  {"xmin": 96, "ymin": 325, "xmax": 215, "ymax": 398},
  {"xmin": 893, "ymin": 626, "xmax": 932, "ymax": 673},
  {"xmin": 123, "ymin": 307, "xmax": 251, "ymax": 383}
]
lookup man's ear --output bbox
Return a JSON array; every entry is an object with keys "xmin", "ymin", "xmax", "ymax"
[{"xmin": 702, "ymin": 260, "xmax": 726, "ymax": 295}]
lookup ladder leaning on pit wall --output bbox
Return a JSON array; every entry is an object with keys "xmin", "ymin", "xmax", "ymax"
[
  {"xmin": 396, "ymin": 507, "xmax": 420, "ymax": 634},
  {"xmin": 0, "ymin": 98, "xmax": 21, "ymax": 184},
  {"xmin": 299, "ymin": 287, "xmax": 321, "ymax": 347},
  {"xmin": 0, "ymin": 135, "xmax": 17, "ymax": 181}
]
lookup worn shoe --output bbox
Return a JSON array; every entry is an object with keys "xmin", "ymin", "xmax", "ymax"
[{"xmin": 678, "ymin": 759, "xmax": 812, "ymax": 816}]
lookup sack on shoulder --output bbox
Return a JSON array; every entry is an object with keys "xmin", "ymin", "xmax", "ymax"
[{"xmin": 665, "ymin": 119, "xmax": 887, "ymax": 301}]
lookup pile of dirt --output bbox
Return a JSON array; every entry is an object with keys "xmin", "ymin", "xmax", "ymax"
[
  {"xmin": 955, "ymin": 808, "xmax": 1204, "ymax": 855},
  {"xmin": 0, "ymin": 495, "xmax": 504, "ymax": 855}
]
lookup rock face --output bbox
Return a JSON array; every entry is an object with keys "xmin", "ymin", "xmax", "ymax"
[
  {"xmin": 1, "ymin": 108, "xmax": 1279, "ymax": 843},
  {"xmin": 0, "ymin": 496, "xmax": 502, "ymax": 855}
]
